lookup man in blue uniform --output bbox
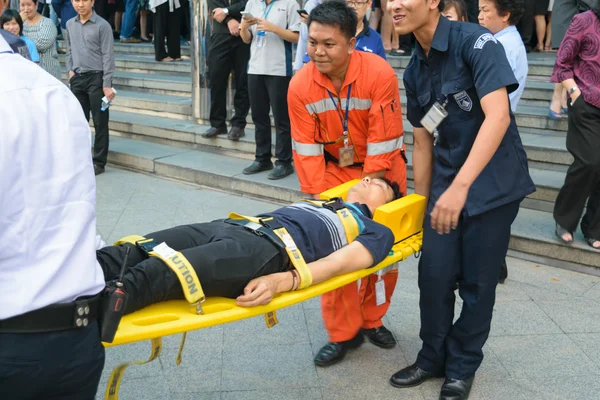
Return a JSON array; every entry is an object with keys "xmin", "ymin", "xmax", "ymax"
[
  {"xmin": 386, "ymin": 0, "xmax": 535, "ymax": 399},
  {"xmin": 97, "ymin": 177, "xmax": 401, "ymax": 313},
  {"xmin": 302, "ymin": 0, "xmax": 386, "ymax": 63}
]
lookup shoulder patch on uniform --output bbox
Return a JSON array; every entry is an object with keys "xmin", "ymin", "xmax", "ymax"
[
  {"xmin": 453, "ymin": 91, "xmax": 472, "ymax": 112},
  {"xmin": 473, "ymin": 33, "xmax": 497, "ymax": 50}
]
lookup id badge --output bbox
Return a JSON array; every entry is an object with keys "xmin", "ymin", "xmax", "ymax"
[
  {"xmin": 338, "ymin": 146, "xmax": 354, "ymax": 167},
  {"xmin": 420, "ymin": 102, "xmax": 448, "ymax": 134},
  {"xmin": 375, "ymin": 277, "xmax": 386, "ymax": 306}
]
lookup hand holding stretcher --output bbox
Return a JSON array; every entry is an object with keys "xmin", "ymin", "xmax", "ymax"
[{"xmin": 101, "ymin": 180, "xmax": 426, "ymax": 400}]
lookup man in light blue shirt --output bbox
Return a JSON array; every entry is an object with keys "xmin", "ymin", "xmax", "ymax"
[{"xmin": 478, "ymin": 0, "xmax": 528, "ymax": 112}]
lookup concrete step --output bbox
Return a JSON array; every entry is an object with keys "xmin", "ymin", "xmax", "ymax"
[
  {"xmin": 103, "ymin": 110, "xmax": 568, "ymax": 207},
  {"xmin": 104, "ymin": 135, "xmax": 599, "ymax": 272},
  {"xmin": 58, "ymin": 54, "xmax": 191, "ymax": 77},
  {"xmin": 58, "ymin": 39, "xmax": 192, "ymax": 57}
]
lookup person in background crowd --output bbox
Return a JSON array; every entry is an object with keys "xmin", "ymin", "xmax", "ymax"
[
  {"xmin": 380, "ymin": 0, "xmax": 400, "ymax": 53},
  {"xmin": 369, "ymin": 0, "xmax": 382, "ymax": 30},
  {"xmin": 388, "ymin": 0, "xmax": 535, "ymax": 397},
  {"xmin": 0, "ymin": 0, "xmax": 7, "ymax": 14},
  {"xmin": 551, "ymin": 5, "xmax": 600, "ymax": 251},
  {"xmin": 239, "ymin": 0, "xmax": 300, "ymax": 180},
  {"xmin": 52, "ymin": 0, "xmax": 78, "ymax": 47},
  {"xmin": 66, "ymin": 0, "xmax": 116, "ymax": 176},
  {"xmin": 290, "ymin": 0, "xmax": 407, "ymax": 367},
  {"xmin": 202, "ymin": 0, "xmax": 250, "ymax": 141},
  {"xmin": 107, "ymin": 0, "xmax": 125, "ymax": 38},
  {"xmin": 294, "ymin": 0, "xmax": 321, "ymax": 71},
  {"xmin": 442, "ymin": 0, "xmax": 468, "ymax": 20},
  {"xmin": 1, "ymin": 9, "xmax": 40, "ymax": 62},
  {"xmin": 138, "ymin": 0, "xmax": 151, "ymax": 41},
  {"xmin": 0, "ymin": 32, "xmax": 106, "ymax": 400},
  {"xmin": 21, "ymin": 0, "xmax": 60, "ymax": 79},
  {"xmin": 517, "ymin": 0, "xmax": 534, "ymax": 51},
  {"xmin": 149, "ymin": 0, "xmax": 182, "ymax": 61},
  {"xmin": 0, "ymin": 24, "xmax": 32, "ymax": 58},
  {"xmin": 532, "ymin": 0, "xmax": 549, "ymax": 51},
  {"xmin": 545, "ymin": 0, "xmax": 552, "ymax": 48},
  {"xmin": 120, "ymin": 0, "xmax": 140, "ymax": 42}
]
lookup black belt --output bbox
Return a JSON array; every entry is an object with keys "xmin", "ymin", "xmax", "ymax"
[
  {"xmin": 74, "ymin": 70, "xmax": 102, "ymax": 76},
  {"xmin": 223, "ymin": 218, "xmax": 290, "ymax": 266},
  {"xmin": 0, "ymin": 293, "xmax": 102, "ymax": 333},
  {"xmin": 324, "ymin": 150, "xmax": 364, "ymax": 168}
]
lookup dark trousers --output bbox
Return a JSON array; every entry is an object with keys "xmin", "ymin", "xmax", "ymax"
[
  {"xmin": 518, "ymin": 0, "xmax": 536, "ymax": 47},
  {"xmin": 208, "ymin": 34, "xmax": 250, "ymax": 129},
  {"xmin": 97, "ymin": 221, "xmax": 286, "ymax": 314},
  {"xmin": 0, "ymin": 321, "xmax": 105, "ymax": 400},
  {"xmin": 70, "ymin": 72, "xmax": 110, "ymax": 167},
  {"xmin": 554, "ymin": 98, "xmax": 600, "ymax": 240},
  {"xmin": 416, "ymin": 199, "xmax": 521, "ymax": 379},
  {"xmin": 153, "ymin": 2, "xmax": 181, "ymax": 61},
  {"xmin": 248, "ymin": 74, "xmax": 292, "ymax": 166}
]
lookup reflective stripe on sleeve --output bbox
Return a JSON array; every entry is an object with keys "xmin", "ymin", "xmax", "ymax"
[
  {"xmin": 366, "ymin": 137, "xmax": 404, "ymax": 156},
  {"xmin": 292, "ymin": 140, "xmax": 324, "ymax": 156}
]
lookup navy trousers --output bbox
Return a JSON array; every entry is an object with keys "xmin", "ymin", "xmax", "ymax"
[
  {"xmin": 415, "ymin": 199, "xmax": 521, "ymax": 379},
  {"xmin": 0, "ymin": 321, "xmax": 105, "ymax": 399}
]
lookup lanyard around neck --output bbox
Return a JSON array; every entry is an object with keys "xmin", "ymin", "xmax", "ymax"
[
  {"xmin": 262, "ymin": 0, "xmax": 276, "ymax": 19},
  {"xmin": 326, "ymin": 83, "xmax": 352, "ymax": 138}
]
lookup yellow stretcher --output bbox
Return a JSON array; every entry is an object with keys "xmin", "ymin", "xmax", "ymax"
[{"xmin": 101, "ymin": 180, "xmax": 426, "ymax": 400}]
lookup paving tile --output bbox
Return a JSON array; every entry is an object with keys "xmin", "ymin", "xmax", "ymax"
[
  {"xmin": 161, "ymin": 342, "xmax": 223, "ymax": 393},
  {"xmin": 487, "ymin": 334, "xmax": 600, "ymax": 379},
  {"xmin": 110, "ymin": 375, "xmax": 172, "ymax": 400},
  {"xmin": 569, "ymin": 333, "xmax": 600, "ymax": 368},
  {"xmin": 489, "ymin": 300, "xmax": 562, "ymax": 336},
  {"xmin": 221, "ymin": 388, "xmax": 322, "ymax": 400},
  {"xmin": 494, "ymin": 280, "xmax": 532, "ymax": 302},
  {"xmin": 536, "ymin": 297, "xmax": 600, "ymax": 333},
  {"xmin": 169, "ymin": 393, "xmax": 221, "ymax": 400},
  {"xmin": 223, "ymin": 306, "xmax": 310, "ymax": 346},
  {"xmin": 583, "ymin": 282, "xmax": 600, "ymax": 303},
  {"xmin": 221, "ymin": 343, "xmax": 318, "ymax": 391},
  {"xmin": 160, "ymin": 325, "xmax": 224, "ymax": 350},
  {"xmin": 323, "ymin": 385, "xmax": 424, "ymax": 400},
  {"xmin": 513, "ymin": 374, "xmax": 600, "ymax": 400},
  {"xmin": 304, "ymin": 308, "xmax": 329, "ymax": 349},
  {"xmin": 100, "ymin": 341, "xmax": 164, "ymax": 383}
]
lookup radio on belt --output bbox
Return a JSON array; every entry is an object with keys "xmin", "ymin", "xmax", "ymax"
[{"xmin": 100, "ymin": 246, "xmax": 130, "ymax": 343}]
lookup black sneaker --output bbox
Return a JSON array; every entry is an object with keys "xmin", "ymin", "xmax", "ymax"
[
  {"xmin": 242, "ymin": 160, "xmax": 273, "ymax": 175},
  {"xmin": 268, "ymin": 164, "xmax": 294, "ymax": 180}
]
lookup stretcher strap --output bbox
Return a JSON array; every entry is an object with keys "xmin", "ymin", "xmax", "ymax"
[
  {"xmin": 115, "ymin": 235, "xmax": 206, "ymax": 314},
  {"xmin": 301, "ymin": 199, "xmax": 360, "ymax": 244},
  {"xmin": 104, "ymin": 338, "xmax": 162, "ymax": 400}
]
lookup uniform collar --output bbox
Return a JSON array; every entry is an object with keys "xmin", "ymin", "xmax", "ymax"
[
  {"xmin": 76, "ymin": 11, "xmax": 98, "ymax": 23},
  {"xmin": 0, "ymin": 33, "xmax": 14, "ymax": 54},
  {"xmin": 356, "ymin": 17, "xmax": 370, "ymax": 39},
  {"xmin": 494, "ymin": 25, "xmax": 517, "ymax": 39},
  {"xmin": 415, "ymin": 15, "xmax": 451, "ymax": 61},
  {"xmin": 312, "ymin": 50, "xmax": 362, "ymax": 94},
  {"xmin": 346, "ymin": 202, "xmax": 373, "ymax": 219}
]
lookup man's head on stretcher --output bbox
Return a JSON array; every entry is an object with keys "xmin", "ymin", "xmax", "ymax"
[{"xmin": 98, "ymin": 178, "xmax": 403, "ymax": 314}]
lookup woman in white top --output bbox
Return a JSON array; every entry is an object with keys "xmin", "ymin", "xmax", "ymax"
[{"xmin": 20, "ymin": 0, "xmax": 60, "ymax": 79}]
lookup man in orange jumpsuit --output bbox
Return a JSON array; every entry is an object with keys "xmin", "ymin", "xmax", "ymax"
[{"xmin": 288, "ymin": 0, "xmax": 407, "ymax": 367}]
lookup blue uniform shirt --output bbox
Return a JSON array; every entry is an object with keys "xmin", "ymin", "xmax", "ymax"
[
  {"xmin": 403, "ymin": 16, "xmax": 535, "ymax": 216},
  {"xmin": 262, "ymin": 201, "xmax": 394, "ymax": 266},
  {"xmin": 302, "ymin": 18, "xmax": 386, "ymax": 63}
]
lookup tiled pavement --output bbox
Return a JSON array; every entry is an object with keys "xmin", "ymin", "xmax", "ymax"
[{"xmin": 95, "ymin": 168, "xmax": 600, "ymax": 400}]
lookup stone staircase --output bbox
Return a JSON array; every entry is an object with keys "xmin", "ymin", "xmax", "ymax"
[{"xmin": 59, "ymin": 41, "xmax": 599, "ymax": 273}]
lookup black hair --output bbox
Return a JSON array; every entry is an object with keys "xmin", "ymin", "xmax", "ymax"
[
  {"xmin": 0, "ymin": 9, "xmax": 23, "ymax": 36},
  {"xmin": 594, "ymin": 2, "xmax": 600, "ymax": 20},
  {"xmin": 437, "ymin": 0, "xmax": 446, "ymax": 12},
  {"xmin": 380, "ymin": 177, "xmax": 403, "ymax": 201},
  {"xmin": 442, "ymin": 0, "xmax": 467, "ymax": 20},
  {"xmin": 307, "ymin": 0, "xmax": 357, "ymax": 42},
  {"xmin": 491, "ymin": 0, "xmax": 525, "ymax": 25}
]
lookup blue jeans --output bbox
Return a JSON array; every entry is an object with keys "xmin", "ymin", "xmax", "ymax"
[{"xmin": 120, "ymin": 0, "xmax": 139, "ymax": 39}]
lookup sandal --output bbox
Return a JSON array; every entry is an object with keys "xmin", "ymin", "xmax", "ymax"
[
  {"xmin": 585, "ymin": 237, "xmax": 600, "ymax": 250},
  {"xmin": 548, "ymin": 108, "xmax": 564, "ymax": 120},
  {"xmin": 555, "ymin": 224, "xmax": 574, "ymax": 244}
]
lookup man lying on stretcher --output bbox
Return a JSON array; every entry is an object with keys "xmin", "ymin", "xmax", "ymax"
[{"xmin": 97, "ymin": 178, "xmax": 402, "ymax": 314}]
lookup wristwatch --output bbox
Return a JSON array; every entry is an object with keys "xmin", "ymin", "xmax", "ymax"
[
  {"xmin": 223, "ymin": 8, "xmax": 229, "ymax": 15},
  {"xmin": 569, "ymin": 85, "xmax": 579, "ymax": 95}
]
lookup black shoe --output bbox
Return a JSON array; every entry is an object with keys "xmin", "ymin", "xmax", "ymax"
[
  {"xmin": 314, "ymin": 333, "xmax": 364, "ymax": 367},
  {"xmin": 242, "ymin": 160, "xmax": 273, "ymax": 175},
  {"xmin": 227, "ymin": 126, "xmax": 245, "ymax": 141},
  {"xmin": 94, "ymin": 165, "xmax": 105, "ymax": 176},
  {"xmin": 439, "ymin": 376, "xmax": 474, "ymax": 400},
  {"xmin": 201, "ymin": 126, "xmax": 226, "ymax": 138},
  {"xmin": 362, "ymin": 326, "xmax": 396, "ymax": 348},
  {"xmin": 390, "ymin": 363, "xmax": 444, "ymax": 388},
  {"xmin": 267, "ymin": 164, "xmax": 294, "ymax": 180},
  {"xmin": 499, "ymin": 260, "xmax": 508, "ymax": 284}
]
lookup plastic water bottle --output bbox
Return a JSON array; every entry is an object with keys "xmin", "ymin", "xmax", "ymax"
[
  {"xmin": 256, "ymin": 31, "xmax": 267, "ymax": 48},
  {"xmin": 101, "ymin": 88, "xmax": 117, "ymax": 112}
]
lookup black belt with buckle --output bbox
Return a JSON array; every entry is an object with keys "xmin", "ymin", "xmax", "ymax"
[{"xmin": 0, "ymin": 293, "xmax": 102, "ymax": 333}]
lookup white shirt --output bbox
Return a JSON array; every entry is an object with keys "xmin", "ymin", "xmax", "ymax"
[
  {"xmin": 293, "ymin": 0, "xmax": 322, "ymax": 71},
  {"xmin": 495, "ymin": 25, "xmax": 528, "ymax": 112},
  {"xmin": 0, "ymin": 36, "xmax": 105, "ymax": 320}
]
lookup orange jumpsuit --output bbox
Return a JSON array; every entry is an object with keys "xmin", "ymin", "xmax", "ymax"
[{"xmin": 288, "ymin": 51, "xmax": 407, "ymax": 342}]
